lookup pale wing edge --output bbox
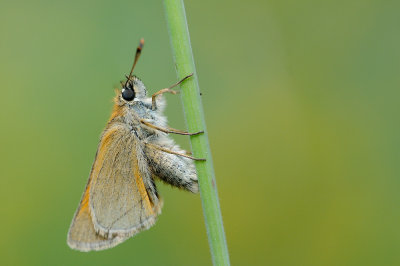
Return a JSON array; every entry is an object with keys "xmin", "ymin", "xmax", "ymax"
[{"xmin": 91, "ymin": 208, "xmax": 162, "ymax": 239}]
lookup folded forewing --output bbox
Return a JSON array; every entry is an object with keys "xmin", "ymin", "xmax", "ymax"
[{"xmin": 89, "ymin": 124, "xmax": 159, "ymax": 239}]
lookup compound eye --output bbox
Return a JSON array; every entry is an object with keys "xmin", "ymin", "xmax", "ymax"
[{"xmin": 122, "ymin": 88, "xmax": 135, "ymax": 101}]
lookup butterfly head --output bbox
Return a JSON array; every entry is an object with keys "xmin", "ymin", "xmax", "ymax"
[{"xmin": 120, "ymin": 75, "xmax": 147, "ymax": 102}]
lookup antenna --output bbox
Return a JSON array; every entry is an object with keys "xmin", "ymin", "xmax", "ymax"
[{"xmin": 125, "ymin": 38, "xmax": 144, "ymax": 85}]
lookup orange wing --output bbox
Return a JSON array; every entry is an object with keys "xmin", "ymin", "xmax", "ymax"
[{"xmin": 67, "ymin": 123, "xmax": 161, "ymax": 251}]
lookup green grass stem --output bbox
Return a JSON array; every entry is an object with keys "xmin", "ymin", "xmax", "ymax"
[{"xmin": 163, "ymin": 1, "xmax": 230, "ymax": 265}]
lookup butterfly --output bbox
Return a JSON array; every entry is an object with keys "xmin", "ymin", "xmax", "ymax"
[{"xmin": 67, "ymin": 39, "xmax": 204, "ymax": 251}]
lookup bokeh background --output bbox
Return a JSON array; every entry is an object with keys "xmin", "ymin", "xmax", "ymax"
[{"xmin": 1, "ymin": 0, "xmax": 399, "ymax": 265}]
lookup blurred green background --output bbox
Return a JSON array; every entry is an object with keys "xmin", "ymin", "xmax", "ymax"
[{"xmin": 1, "ymin": 0, "xmax": 399, "ymax": 265}]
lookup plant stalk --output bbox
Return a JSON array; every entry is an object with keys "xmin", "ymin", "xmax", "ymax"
[{"xmin": 163, "ymin": 0, "xmax": 230, "ymax": 265}]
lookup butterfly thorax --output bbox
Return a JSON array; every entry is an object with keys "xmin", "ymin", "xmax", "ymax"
[{"xmin": 108, "ymin": 94, "xmax": 167, "ymax": 143}]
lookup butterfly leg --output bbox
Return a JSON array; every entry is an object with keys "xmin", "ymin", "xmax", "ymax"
[
  {"xmin": 152, "ymin": 73, "xmax": 193, "ymax": 110},
  {"xmin": 144, "ymin": 142, "xmax": 205, "ymax": 161},
  {"xmin": 140, "ymin": 119, "xmax": 203, "ymax": 136},
  {"xmin": 151, "ymin": 89, "xmax": 178, "ymax": 111}
]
